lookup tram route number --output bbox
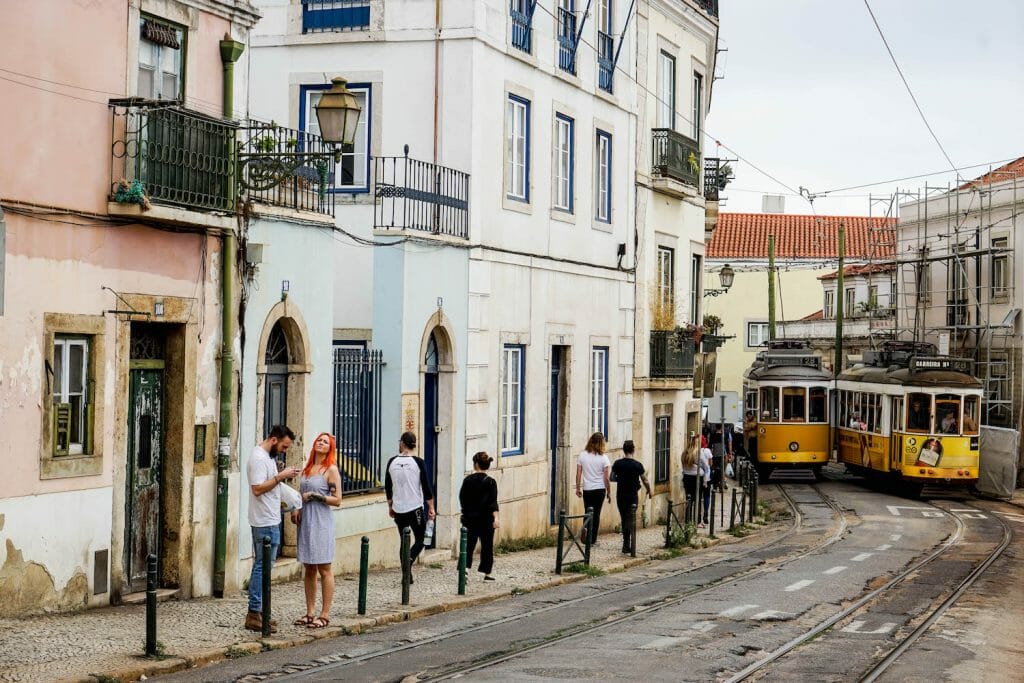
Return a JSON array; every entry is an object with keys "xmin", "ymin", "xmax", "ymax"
[{"xmin": 886, "ymin": 505, "xmax": 988, "ymax": 519}]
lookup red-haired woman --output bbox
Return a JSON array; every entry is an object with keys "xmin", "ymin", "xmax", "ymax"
[{"xmin": 292, "ymin": 432, "xmax": 342, "ymax": 629}]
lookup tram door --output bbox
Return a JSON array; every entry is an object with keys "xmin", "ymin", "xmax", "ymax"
[{"xmin": 889, "ymin": 398, "xmax": 904, "ymax": 470}]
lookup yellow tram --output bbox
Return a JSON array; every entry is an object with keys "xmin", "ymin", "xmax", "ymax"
[
  {"xmin": 835, "ymin": 341, "xmax": 983, "ymax": 490},
  {"xmin": 742, "ymin": 340, "xmax": 833, "ymax": 479}
]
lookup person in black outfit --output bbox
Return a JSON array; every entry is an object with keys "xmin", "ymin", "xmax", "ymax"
[
  {"xmin": 459, "ymin": 451, "xmax": 500, "ymax": 580},
  {"xmin": 708, "ymin": 424, "xmax": 725, "ymax": 489},
  {"xmin": 610, "ymin": 440, "xmax": 652, "ymax": 554}
]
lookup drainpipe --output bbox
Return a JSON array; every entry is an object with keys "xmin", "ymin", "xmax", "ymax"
[
  {"xmin": 214, "ymin": 36, "xmax": 245, "ymax": 599},
  {"xmin": 767, "ymin": 235, "xmax": 776, "ymax": 341},
  {"xmin": 433, "ymin": 0, "xmax": 441, "ymax": 164},
  {"xmin": 835, "ymin": 223, "xmax": 846, "ymax": 373}
]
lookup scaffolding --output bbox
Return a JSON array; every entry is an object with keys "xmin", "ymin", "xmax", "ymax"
[{"xmin": 868, "ymin": 165, "xmax": 1023, "ymax": 431}]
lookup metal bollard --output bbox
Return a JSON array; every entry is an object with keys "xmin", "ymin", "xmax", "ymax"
[
  {"xmin": 261, "ymin": 537, "xmax": 272, "ymax": 637},
  {"xmin": 751, "ymin": 472, "xmax": 759, "ymax": 517},
  {"xmin": 145, "ymin": 553, "xmax": 157, "ymax": 656},
  {"xmin": 583, "ymin": 507, "xmax": 593, "ymax": 566},
  {"xmin": 556, "ymin": 510, "xmax": 567, "ymax": 574},
  {"xmin": 729, "ymin": 488, "xmax": 737, "ymax": 531},
  {"xmin": 358, "ymin": 536, "xmax": 369, "ymax": 615},
  {"xmin": 630, "ymin": 503, "xmax": 638, "ymax": 557},
  {"xmin": 709, "ymin": 488, "xmax": 717, "ymax": 537},
  {"xmin": 664, "ymin": 501, "xmax": 673, "ymax": 548},
  {"xmin": 400, "ymin": 526, "xmax": 412, "ymax": 605},
  {"xmin": 740, "ymin": 489, "xmax": 748, "ymax": 524},
  {"xmin": 458, "ymin": 526, "xmax": 468, "ymax": 595}
]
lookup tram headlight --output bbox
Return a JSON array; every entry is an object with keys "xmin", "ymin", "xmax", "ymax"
[{"xmin": 789, "ymin": 442, "xmax": 799, "ymax": 452}]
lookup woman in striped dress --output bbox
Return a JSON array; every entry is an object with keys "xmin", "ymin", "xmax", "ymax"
[{"xmin": 292, "ymin": 432, "xmax": 342, "ymax": 629}]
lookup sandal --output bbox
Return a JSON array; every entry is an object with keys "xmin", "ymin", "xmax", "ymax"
[
  {"xmin": 308, "ymin": 617, "xmax": 330, "ymax": 629},
  {"xmin": 293, "ymin": 615, "xmax": 315, "ymax": 626}
]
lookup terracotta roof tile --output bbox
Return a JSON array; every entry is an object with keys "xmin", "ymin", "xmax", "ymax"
[
  {"xmin": 706, "ymin": 213, "xmax": 896, "ymax": 260},
  {"xmin": 957, "ymin": 156, "xmax": 1024, "ymax": 191},
  {"xmin": 799, "ymin": 309, "xmax": 825, "ymax": 321},
  {"xmin": 818, "ymin": 263, "xmax": 896, "ymax": 281}
]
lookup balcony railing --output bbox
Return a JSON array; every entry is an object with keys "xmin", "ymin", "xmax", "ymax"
[
  {"xmin": 110, "ymin": 100, "xmax": 235, "ymax": 212},
  {"xmin": 693, "ymin": 0, "xmax": 719, "ymax": 18},
  {"xmin": 650, "ymin": 330, "xmax": 695, "ymax": 378},
  {"xmin": 597, "ymin": 30, "xmax": 614, "ymax": 93},
  {"xmin": 374, "ymin": 150, "xmax": 470, "ymax": 239},
  {"xmin": 704, "ymin": 157, "xmax": 725, "ymax": 201},
  {"xmin": 510, "ymin": 0, "xmax": 534, "ymax": 53},
  {"xmin": 238, "ymin": 121, "xmax": 336, "ymax": 216},
  {"xmin": 651, "ymin": 129, "xmax": 701, "ymax": 188},
  {"xmin": 302, "ymin": 0, "xmax": 370, "ymax": 33},
  {"xmin": 557, "ymin": 7, "xmax": 577, "ymax": 74}
]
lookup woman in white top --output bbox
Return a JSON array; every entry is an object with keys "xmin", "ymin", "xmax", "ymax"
[
  {"xmin": 698, "ymin": 443, "xmax": 713, "ymax": 527},
  {"xmin": 576, "ymin": 432, "xmax": 612, "ymax": 546}
]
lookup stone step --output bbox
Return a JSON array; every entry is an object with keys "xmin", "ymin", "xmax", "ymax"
[{"xmin": 120, "ymin": 588, "xmax": 179, "ymax": 605}]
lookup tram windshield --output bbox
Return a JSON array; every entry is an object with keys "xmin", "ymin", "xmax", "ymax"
[
  {"xmin": 808, "ymin": 387, "xmax": 827, "ymax": 423},
  {"xmin": 963, "ymin": 396, "xmax": 980, "ymax": 435},
  {"xmin": 906, "ymin": 393, "xmax": 931, "ymax": 433},
  {"xmin": 935, "ymin": 394, "xmax": 961, "ymax": 435},
  {"xmin": 759, "ymin": 387, "xmax": 779, "ymax": 422},
  {"xmin": 782, "ymin": 388, "xmax": 806, "ymax": 422}
]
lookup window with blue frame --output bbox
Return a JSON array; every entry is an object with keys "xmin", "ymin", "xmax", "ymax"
[
  {"xmin": 510, "ymin": 0, "xmax": 536, "ymax": 53},
  {"xmin": 501, "ymin": 345, "xmax": 525, "ymax": 454},
  {"xmin": 557, "ymin": 0, "xmax": 577, "ymax": 74},
  {"xmin": 505, "ymin": 94, "xmax": 530, "ymax": 202},
  {"xmin": 301, "ymin": 0, "xmax": 370, "ymax": 33},
  {"xmin": 596, "ymin": 0, "xmax": 614, "ymax": 92},
  {"xmin": 595, "ymin": 130, "xmax": 611, "ymax": 222},
  {"xmin": 590, "ymin": 347, "xmax": 608, "ymax": 436},
  {"xmin": 302, "ymin": 83, "xmax": 370, "ymax": 192},
  {"xmin": 553, "ymin": 113, "xmax": 574, "ymax": 212}
]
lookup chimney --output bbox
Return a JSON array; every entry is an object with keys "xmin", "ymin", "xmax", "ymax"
[{"xmin": 762, "ymin": 194, "xmax": 785, "ymax": 214}]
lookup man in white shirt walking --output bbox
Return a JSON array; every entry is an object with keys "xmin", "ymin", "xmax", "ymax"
[
  {"xmin": 385, "ymin": 432, "xmax": 435, "ymax": 582},
  {"xmin": 245, "ymin": 425, "xmax": 299, "ymax": 632}
]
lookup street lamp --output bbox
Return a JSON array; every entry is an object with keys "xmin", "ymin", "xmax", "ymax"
[
  {"xmin": 704, "ymin": 263, "xmax": 735, "ymax": 297},
  {"xmin": 314, "ymin": 77, "xmax": 363, "ymax": 146}
]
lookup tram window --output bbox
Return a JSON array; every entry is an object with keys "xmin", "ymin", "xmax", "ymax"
[
  {"xmin": 866, "ymin": 393, "xmax": 882, "ymax": 434},
  {"xmin": 746, "ymin": 391, "xmax": 757, "ymax": 412},
  {"xmin": 839, "ymin": 390, "xmax": 852, "ymax": 428},
  {"xmin": 759, "ymin": 387, "xmax": 779, "ymax": 422},
  {"xmin": 892, "ymin": 398, "xmax": 904, "ymax": 432},
  {"xmin": 935, "ymin": 394, "xmax": 961, "ymax": 435},
  {"xmin": 782, "ymin": 388, "xmax": 806, "ymax": 422},
  {"xmin": 963, "ymin": 396, "xmax": 980, "ymax": 434},
  {"xmin": 808, "ymin": 387, "xmax": 827, "ymax": 423},
  {"xmin": 907, "ymin": 393, "xmax": 931, "ymax": 433}
]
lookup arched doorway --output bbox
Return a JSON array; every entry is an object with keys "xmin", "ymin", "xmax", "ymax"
[
  {"xmin": 263, "ymin": 321, "xmax": 291, "ymax": 452},
  {"xmin": 418, "ymin": 316, "xmax": 456, "ymax": 550},
  {"xmin": 422, "ymin": 331, "xmax": 440, "ymax": 549}
]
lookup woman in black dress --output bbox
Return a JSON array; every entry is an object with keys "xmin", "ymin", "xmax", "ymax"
[{"xmin": 459, "ymin": 451, "xmax": 500, "ymax": 580}]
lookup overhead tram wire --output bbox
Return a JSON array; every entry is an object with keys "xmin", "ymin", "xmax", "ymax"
[{"xmin": 862, "ymin": 0, "xmax": 961, "ymax": 183}]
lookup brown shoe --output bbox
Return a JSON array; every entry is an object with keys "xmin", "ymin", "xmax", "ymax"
[{"xmin": 245, "ymin": 611, "xmax": 278, "ymax": 633}]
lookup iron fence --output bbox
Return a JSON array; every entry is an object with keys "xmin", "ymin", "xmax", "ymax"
[
  {"xmin": 374, "ymin": 150, "xmax": 470, "ymax": 239},
  {"xmin": 651, "ymin": 128, "xmax": 701, "ymax": 188},
  {"xmin": 332, "ymin": 348, "xmax": 384, "ymax": 494},
  {"xmin": 510, "ymin": 0, "xmax": 534, "ymax": 53},
  {"xmin": 301, "ymin": 0, "xmax": 370, "ymax": 32},
  {"xmin": 557, "ymin": 6, "xmax": 577, "ymax": 74},
  {"xmin": 597, "ymin": 30, "xmax": 614, "ymax": 93},
  {"xmin": 110, "ymin": 100, "xmax": 236, "ymax": 212},
  {"xmin": 650, "ymin": 330, "xmax": 696, "ymax": 378},
  {"xmin": 237, "ymin": 121, "xmax": 336, "ymax": 217},
  {"xmin": 704, "ymin": 157, "xmax": 724, "ymax": 202}
]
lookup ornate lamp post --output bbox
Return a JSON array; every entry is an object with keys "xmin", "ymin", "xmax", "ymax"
[{"xmin": 704, "ymin": 263, "xmax": 735, "ymax": 297}]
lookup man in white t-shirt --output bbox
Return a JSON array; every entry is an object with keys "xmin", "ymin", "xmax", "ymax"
[
  {"xmin": 385, "ymin": 431, "xmax": 435, "ymax": 583},
  {"xmin": 245, "ymin": 425, "xmax": 299, "ymax": 632}
]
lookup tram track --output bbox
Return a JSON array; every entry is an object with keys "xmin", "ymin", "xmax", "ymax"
[
  {"xmin": 267, "ymin": 484, "xmax": 849, "ymax": 682},
  {"xmin": 725, "ymin": 498, "xmax": 1012, "ymax": 682}
]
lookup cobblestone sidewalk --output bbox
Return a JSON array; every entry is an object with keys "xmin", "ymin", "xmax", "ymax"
[{"xmin": 0, "ymin": 505, "xmax": 750, "ymax": 683}]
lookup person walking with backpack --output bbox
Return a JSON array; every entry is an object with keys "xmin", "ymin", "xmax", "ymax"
[
  {"xmin": 385, "ymin": 432, "xmax": 435, "ymax": 583},
  {"xmin": 576, "ymin": 433, "xmax": 612, "ymax": 546},
  {"xmin": 611, "ymin": 440, "xmax": 651, "ymax": 554},
  {"xmin": 459, "ymin": 451, "xmax": 500, "ymax": 580}
]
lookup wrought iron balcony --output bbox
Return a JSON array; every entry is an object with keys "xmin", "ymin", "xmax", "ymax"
[
  {"xmin": 704, "ymin": 157, "xmax": 725, "ymax": 202},
  {"xmin": 651, "ymin": 129, "xmax": 701, "ymax": 189},
  {"xmin": 110, "ymin": 100, "xmax": 235, "ymax": 212},
  {"xmin": 302, "ymin": 0, "xmax": 370, "ymax": 33},
  {"xmin": 238, "ymin": 121, "xmax": 336, "ymax": 216},
  {"xmin": 373, "ymin": 150, "xmax": 470, "ymax": 239},
  {"xmin": 597, "ymin": 30, "xmax": 614, "ymax": 93},
  {"xmin": 693, "ymin": 0, "xmax": 719, "ymax": 18},
  {"xmin": 557, "ymin": 7, "xmax": 577, "ymax": 74},
  {"xmin": 510, "ymin": 0, "xmax": 534, "ymax": 53},
  {"xmin": 650, "ymin": 330, "xmax": 695, "ymax": 378}
]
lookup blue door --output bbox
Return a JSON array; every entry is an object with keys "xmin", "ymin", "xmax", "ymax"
[
  {"xmin": 549, "ymin": 346, "xmax": 566, "ymax": 524},
  {"xmin": 423, "ymin": 333, "xmax": 440, "ymax": 547}
]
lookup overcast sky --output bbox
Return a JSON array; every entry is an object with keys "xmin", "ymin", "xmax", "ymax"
[{"xmin": 705, "ymin": 0, "xmax": 1024, "ymax": 217}]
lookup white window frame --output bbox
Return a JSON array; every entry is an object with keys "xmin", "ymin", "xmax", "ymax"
[
  {"xmin": 595, "ymin": 130, "xmax": 611, "ymax": 222},
  {"xmin": 501, "ymin": 344, "xmax": 525, "ymax": 455},
  {"xmin": 824, "ymin": 290, "xmax": 835, "ymax": 319},
  {"xmin": 554, "ymin": 113, "xmax": 574, "ymax": 212},
  {"xmin": 845, "ymin": 287, "xmax": 856, "ymax": 314},
  {"xmin": 506, "ymin": 95, "xmax": 530, "ymax": 202},
  {"xmin": 53, "ymin": 336, "xmax": 89, "ymax": 455},
  {"xmin": 747, "ymin": 322, "xmax": 769, "ymax": 348},
  {"xmin": 992, "ymin": 237, "xmax": 1009, "ymax": 297},
  {"xmin": 690, "ymin": 254, "xmax": 702, "ymax": 325},
  {"xmin": 657, "ymin": 246, "xmax": 675, "ymax": 312},
  {"xmin": 304, "ymin": 83, "xmax": 371, "ymax": 192},
  {"xmin": 137, "ymin": 17, "xmax": 184, "ymax": 101},
  {"xmin": 658, "ymin": 51, "xmax": 676, "ymax": 129},
  {"xmin": 590, "ymin": 347, "xmax": 609, "ymax": 436},
  {"xmin": 691, "ymin": 71, "xmax": 703, "ymax": 142}
]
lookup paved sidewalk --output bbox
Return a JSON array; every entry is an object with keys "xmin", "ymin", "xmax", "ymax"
[{"xmin": 0, "ymin": 500, "xmax": 756, "ymax": 683}]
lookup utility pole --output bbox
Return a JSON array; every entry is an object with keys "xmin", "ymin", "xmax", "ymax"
[
  {"xmin": 834, "ymin": 223, "xmax": 846, "ymax": 373},
  {"xmin": 767, "ymin": 234, "xmax": 776, "ymax": 340}
]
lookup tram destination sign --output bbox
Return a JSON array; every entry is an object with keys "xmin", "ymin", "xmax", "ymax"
[
  {"xmin": 910, "ymin": 356, "xmax": 973, "ymax": 374},
  {"xmin": 766, "ymin": 354, "xmax": 822, "ymax": 369}
]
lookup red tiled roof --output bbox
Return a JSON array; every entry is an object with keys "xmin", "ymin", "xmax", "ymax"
[
  {"xmin": 706, "ymin": 213, "xmax": 896, "ymax": 260},
  {"xmin": 818, "ymin": 263, "xmax": 896, "ymax": 281},
  {"xmin": 799, "ymin": 309, "xmax": 824, "ymax": 321},
  {"xmin": 957, "ymin": 156, "xmax": 1024, "ymax": 191}
]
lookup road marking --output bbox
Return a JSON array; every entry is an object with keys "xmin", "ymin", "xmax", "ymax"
[
  {"xmin": 949, "ymin": 508, "xmax": 988, "ymax": 519},
  {"xmin": 823, "ymin": 566, "xmax": 847, "ymax": 575},
  {"xmin": 751, "ymin": 610, "xmax": 793, "ymax": 620},
  {"xmin": 852, "ymin": 553, "xmax": 873, "ymax": 561},
  {"xmin": 887, "ymin": 505, "xmax": 943, "ymax": 517},
  {"xmin": 690, "ymin": 621, "xmax": 717, "ymax": 633},
  {"xmin": 640, "ymin": 636, "xmax": 689, "ymax": 650},
  {"xmin": 997, "ymin": 512, "xmax": 1024, "ymax": 523},
  {"xmin": 841, "ymin": 620, "xmax": 897, "ymax": 635},
  {"xmin": 785, "ymin": 580, "xmax": 815, "ymax": 592},
  {"xmin": 719, "ymin": 604, "xmax": 759, "ymax": 618},
  {"xmin": 890, "ymin": 534, "xmax": 902, "ymax": 541},
  {"xmin": 875, "ymin": 544, "xmax": 892, "ymax": 551}
]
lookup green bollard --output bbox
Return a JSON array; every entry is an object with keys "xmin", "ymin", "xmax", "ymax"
[
  {"xmin": 555, "ymin": 510, "xmax": 566, "ymax": 575},
  {"xmin": 261, "ymin": 538, "xmax": 272, "ymax": 637},
  {"xmin": 458, "ymin": 526, "xmax": 468, "ymax": 595},
  {"xmin": 400, "ymin": 527, "xmax": 412, "ymax": 606},
  {"xmin": 583, "ymin": 507, "xmax": 593, "ymax": 566},
  {"xmin": 729, "ymin": 488, "xmax": 737, "ymax": 531},
  {"xmin": 630, "ymin": 503, "xmax": 638, "ymax": 557},
  {"xmin": 145, "ymin": 554, "xmax": 157, "ymax": 656},
  {"xmin": 709, "ymin": 488, "xmax": 717, "ymax": 537},
  {"xmin": 358, "ymin": 536, "xmax": 369, "ymax": 615}
]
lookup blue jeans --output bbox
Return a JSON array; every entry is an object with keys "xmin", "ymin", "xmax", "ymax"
[{"xmin": 248, "ymin": 525, "xmax": 281, "ymax": 613}]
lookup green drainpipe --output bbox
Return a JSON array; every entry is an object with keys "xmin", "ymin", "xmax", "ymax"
[
  {"xmin": 835, "ymin": 223, "xmax": 846, "ymax": 374},
  {"xmin": 214, "ymin": 37, "xmax": 244, "ymax": 599},
  {"xmin": 767, "ymin": 234, "xmax": 776, "ymax": 341}
]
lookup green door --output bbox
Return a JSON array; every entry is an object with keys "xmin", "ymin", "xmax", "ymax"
[{"xmin": 127, "ymin": 367, "xmax": 164, "ymax": 592}]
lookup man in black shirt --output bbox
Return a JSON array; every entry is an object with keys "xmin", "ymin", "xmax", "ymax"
[{"xmin": 611, "ymin": 440, "xmax": 652, "ymax": 554}]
